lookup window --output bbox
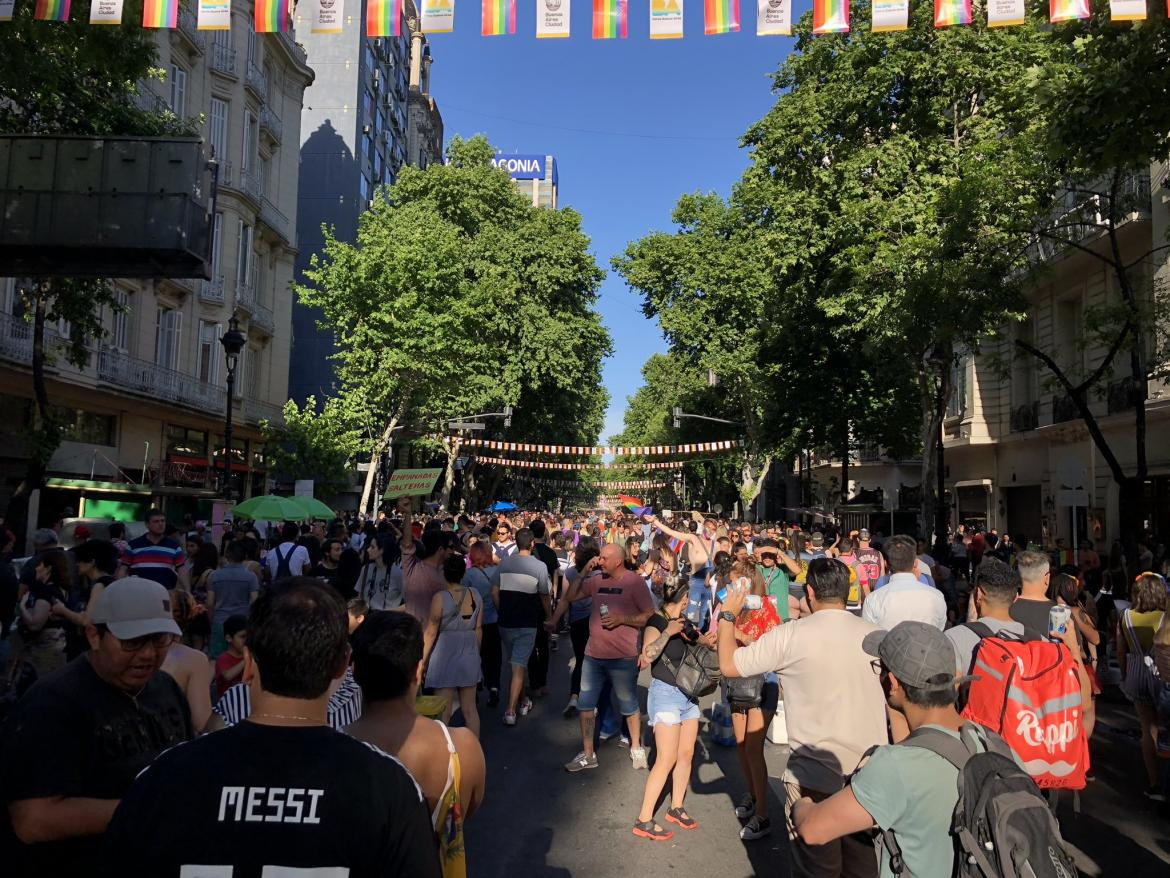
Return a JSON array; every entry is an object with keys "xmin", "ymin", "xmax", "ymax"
[
  {"xmin": 50, "ymin": 405, "xmax": 117, "ymax": 446},
  {"xmin": 234, "ymin": 349, "xmax": 247, "ymax": 399},
  {"xmin": 260, "ymin": 156, "xmax": 271, "ymax": 198},
  {"xmin": 111, "ymin": 288, "xmax": 129, "ymax": 351},
  {"xmin": 242, "ymin": 110, "xmax": 258, "ymax": 172},
  {"xmin": 167, "ymin": 424, "xmax": 208, "ymax": 458},
  {"xmin": 210, "ymin": 212, "xmax": 223, "ymax": 280},
  {"xmin": 209, "ymin": 98, "xmax": 229, "ymax": 160},
  {"xmin": 236, "ymin": 221, "xmax": 253, "ymax": 291},
  {"xmin": 169, "ymin": 65, "xmax": 187, "ymax": 118},
  {"xmin": 212, "ymin": 29, "xmax": 230, "ymax": 52},
  {"xmin": 359, "ymin": 175, "xmax": 369, "ymax": 205},
  {"xmin": 1011, "ymin": 319, "xmax": 1036, "ymax": 409},
  {"xmin": 247, "ymin": 346, "xmax": 262, "ymax": 398},
  {"xmin": 247, "ymin": 30, "xmax": 259, "ymax": 65},
  {"xmin": 1056, "ymin": 297, "xmax": 1083, "ymax": 375},
  {"xmin": 198, "ymin": 320, "xmax": 221, "ymax": 384},
  {"xmin": 155, "ymin": 308, "xmax": 182, "ymax": 371}
]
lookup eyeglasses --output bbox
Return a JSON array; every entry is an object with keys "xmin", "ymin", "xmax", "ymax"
[
  {"xmin": 870, "ymin": 659, "xmax": 886, "ymax": 677},
  {"xmin": 107, "ymin": 631, "xmax": 178, "ymax": 653},
  {"xmin": 496, "ymin": 530, "xmax": 509, "ymax": 536}
]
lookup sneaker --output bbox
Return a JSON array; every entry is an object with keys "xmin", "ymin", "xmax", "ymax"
[
  {"xmin": 487, "ymin": 688, "xmax": 499, "ymax": 708},
  {"xmin": 734, "ymin": 793, "xmax": 756, "ymax": 820},
  {"xmin": 1144, "ymin": 786, "xmax": 1167, "ymax": 803},
  {"xmin": 740, "ymin": 815, "xmax": 772, "ymax": 840},
  {"xmin": 518, "ymin": 699, "xmax": 533, "ymax": 716},
  {"xmin": 502, "ymin": 711, "xmax": 517, "ymax": 727},
  {"xmin": 630, "ymin": 747, "xmax": 649, "ymax": 770},
  {"xmin": 618, "ymin": 735, "xmax": 631, "ymax": 749},
  {"xmin": 632, "ymin": 819, "xmax": 673, "ymax": 841},
  {"xmin": 565, "ymin": 751, "xmax": 599, "ymax": 772},
  {"xmin": 563, "ymin": 695, "xmax": 579, "ymax": 718}
]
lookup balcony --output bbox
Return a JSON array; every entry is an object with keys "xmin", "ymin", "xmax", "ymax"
[
  {"xmin": 134, "ymin": 87, "xmax": 168, "ymax": 115},
  {"xmin": 248, "ymin": 300, "xmax": 275, "ymax": 336},
  {"xmin": 1028, "ymin": 170, "xmax": 1152, "ymax": 265},
  {"xmin": 245, "ymin": 61, "xmax": 268, "ymax": 101},
  {"xmin": 258, "ymin": 195, "xmax": 290, "ymax": 242},
  {"xmin": 98, "ymin": 348, "xmax": 225, "ymax": 414},
  {"xmin": 235, "ymin": 281, "xmax": 256, "ymax": 315},
  {"xmin": 199, "ymin": 276, "xmax": 225, "ymax": 304},
  {"xmin": 1010, "ymin": 401, "xmax": 1039, "ymax": 432},
  {"xmin": 1052, "ymin": 394, "xmax": 1080, "ymax": 424},
  {"xmin": 277, "ymin": 31, "xmax": 309, "ymax": 69},
  {"xmin": 244, "ymin": 396, "xmax": 285, "ymax": 426},
  {"xmin": 211, "ymin": 44, "xmax": 237, "ymax": 78},
  {"xmin": 238, "ymin": 169, "xmax": 263, "ymax": 206},
  {"xmin": 0, "ymin": 310, "xmax": 69, "ymax": 367},
  {"xmin": 174, "ymin": 8, "xmax": 205, "ymax": 53},
  {"xmin": 259, "ymin": 105, "xmax": 282, "ymax": 144}
]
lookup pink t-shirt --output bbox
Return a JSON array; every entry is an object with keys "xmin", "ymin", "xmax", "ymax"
[
  {"xmin": 401, "ymin": 540, "xmax": 446, "ymax": 624},
  {"xmin": 580, "ymin": 570, "xmax": 654, "ymax": 660}
]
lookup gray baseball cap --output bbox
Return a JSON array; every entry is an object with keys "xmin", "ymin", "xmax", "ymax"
[
  {"xmin": 858, "ymin": 528, "xmax": 871, "ymax": 539},
  {"xmin": 810, "ymin": 531, "xmax": 825, "ymax": 547},
  {"xmin": 32, "ymin": 528, "xmax": 59, "ymax": 547},
  {"xmin": 90, "ymin": 576, "xmax": 182, "ymax": 640},
  {"xmin": 863, "ymin": 621, "xmax": 963, "ymax": 691}
]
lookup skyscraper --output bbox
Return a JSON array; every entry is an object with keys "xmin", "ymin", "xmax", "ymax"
[{"xmin": 491, "ymin": 153, "xmax": 558, "ymax": 209}]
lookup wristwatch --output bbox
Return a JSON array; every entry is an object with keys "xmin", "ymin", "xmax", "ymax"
[{"xmin": 719, "ymin": 610, "xmax": 737, "ymax": 624}]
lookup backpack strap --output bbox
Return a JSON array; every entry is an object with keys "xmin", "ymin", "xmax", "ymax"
[
  {"xmin": 963, "ymin": 621, "xmax": 994, "ymax": 640},
  {"xmin": 897, "ymin": 726, "xmax": 972, "ymax": 772}
]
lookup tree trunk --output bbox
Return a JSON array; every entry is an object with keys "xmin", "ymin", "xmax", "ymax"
[
  {"xmin": 919, "ymin": 344, "xmax": 954, "ymax": 547},
  {"xmin": 482, "ymin": 467, "xmax": 504, "ymax": 509},
  {"xmin": 358, "ymin": 414, "xmax": 400, "ymax": 516},
  {"xmin": 461, "ymin": 458, "xmax": 478, "ymax": 512},
  {"xmin": 738, "ymin": 453, "xmax": 774, "ymax": 522},
  {"xmin": 438, "ymin": 437, "xmax": 460, "ymax": 510}
]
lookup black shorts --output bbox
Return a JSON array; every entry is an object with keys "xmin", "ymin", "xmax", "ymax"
[{"xmin": 760, "ymin": 680, "xmax": 780, "ymax": 714}]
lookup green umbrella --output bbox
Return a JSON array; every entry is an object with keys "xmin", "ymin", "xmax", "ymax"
[
  {"xmin": 287, "ymin": 495, "xmax": 335, "ymax": 520},
  {"xmin": 230, "ymin": 494, "xmax": 310, "ymax": 521}
]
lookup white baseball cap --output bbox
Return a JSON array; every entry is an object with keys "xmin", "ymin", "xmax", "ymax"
[{"xmin": 90, "ymin": 576, "xmax": 182, "ymax": 640}]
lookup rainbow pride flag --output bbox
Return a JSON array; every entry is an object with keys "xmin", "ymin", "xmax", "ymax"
[
  {"xmin": 812, "ymin": 0, "xmax": 848, "ymax": 32},
  {"xmin": 33, "ymin": 0, "xmax": 70, "ymax": 20},
  {"xmin": 368, "ymin": 0, "xmax": 403, "ymax": 34},
  {"xmin": 592, "ymin": 0, "xmax": 627, "ymax": 37},
  {"xmin": 934, "ymin": 0, "xmax": 971, "ymax": 25},
  {"xmin": 704, "ymin": 0, "xmax": 739, "ymax": 32},
  {"xmin": 1049, "ymin": 0, "xmax": 1089, "ymax": 19},
  {"xmin": 481, "ymin": 0, "xmax": 515, "ymax": 34},
  {"xmin": 255, "ymin": 0, "xmax": 288, "ymax": 32},
  {"xmin": 143, "ymin": 0, "xmax": 178, "ymax": 27}
]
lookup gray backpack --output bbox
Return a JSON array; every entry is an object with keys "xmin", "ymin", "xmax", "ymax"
[{"xmin": 882, "ymin": 723, "xmax": 1078, "ymax": 878}]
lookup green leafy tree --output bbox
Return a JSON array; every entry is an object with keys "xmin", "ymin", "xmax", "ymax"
[{"xmin": 260, "ymin": 397, "xmax": 363, "ymax": 498}]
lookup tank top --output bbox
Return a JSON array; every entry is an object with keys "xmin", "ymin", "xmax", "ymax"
[{"xmin": 432, "ymin": 721, "xmax": 466, "ymax": 878}]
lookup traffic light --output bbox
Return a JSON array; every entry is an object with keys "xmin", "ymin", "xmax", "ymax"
[
  {"xmin": 672, "ymin": 406, "xmax": 682, "ymax": 429},
  {"xmin": 503, "ymin": 405, "xmax": 513, "ymax": 428}
]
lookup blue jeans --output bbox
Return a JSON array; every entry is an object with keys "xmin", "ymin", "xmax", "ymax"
[
  {"xmin": 686, "ymin": 575, "xmax": 711, "ymax": 627},
  {"xmin": 578, "ymin": 656, "xmax": 639, "ymax": 715}
]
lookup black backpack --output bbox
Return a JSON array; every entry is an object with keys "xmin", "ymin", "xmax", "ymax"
[
  {"xmin": 272, "ymin": 544, "xmax": 294, "ymax": 581},
  {"xmin": 881, "ymin": 723, "xmax": 1078, "ymax": 878},
  {"xmin": 659, "ymin": 625, "xmax": 721, "ymax": 700}
]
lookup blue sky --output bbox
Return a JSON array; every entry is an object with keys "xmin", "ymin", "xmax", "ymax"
[{"xmin": 428, "ymin": 7, "xmax": 795, "ymax": 441}]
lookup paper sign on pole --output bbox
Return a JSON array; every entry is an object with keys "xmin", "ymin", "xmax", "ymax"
[
  {"xmin": 383, "ymin": 468, "xmax": 444, "ymax": 498},
  {"xmin": 871, "ymin": 0, "xmax": 908, "ymax": 29},
  {"xmin": 197, "ymin": 0, "xmax": 231, "ymax": 29},
  {"xmin": 312, "ymin": 0, "xmax": 343, "ymax": 31},
  {"xmin": 420, "ymin": 0, "xmax": 454, "ymax": 31},
  {"xmin": 90, "ymin": 0, "xmax": 124, "ymax": 22},
  {"xmin": 649, "ymin": 0, "xmax": 683, "ymax": 37},
  {"xmin": 756, "ymin": 0, "xmax": 790, "ymax": 33},
  {"xmin": 1109, "ymin": 0, "xmax": 1146, "ymax": 18},
  {"xmin": 535, "ymin": 0, "xmax": 570, "ymax": 36},
  {"xmin": 986, "ymin": 0, "xmax": 1024, "ymax": 24},
  {"xmin": 0, "ymin": 0, "xmax": 14, "ymax": 20}
]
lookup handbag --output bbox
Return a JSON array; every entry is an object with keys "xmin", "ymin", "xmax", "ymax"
[
  {"xmin": 667, "ymin": 640, "xmax": 721, "ymax": 700},
  {"xmin": 726, "ymin": 673, "xmax": 765, "ymax": 709}
]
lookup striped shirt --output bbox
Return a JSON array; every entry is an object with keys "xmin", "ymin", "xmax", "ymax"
[
  {"xmin": 121, "ymin": 535, "xmax": 185, "ymax": 588},
  {"xmin": 213, "ymin": 668, "xmax": 364, "ymax": 731}
]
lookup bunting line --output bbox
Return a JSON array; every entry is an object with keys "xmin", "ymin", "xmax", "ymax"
[
  {"xmin": 476, "ymin": 456, "xmax": 687, "ymax": 470},
  {"xmin": 517, "ymin": 478, "xmax": 670, "ymax": 489},
  {"xmin": 451, "ymin": 438, "xmax": 745, "ymax": 457}
]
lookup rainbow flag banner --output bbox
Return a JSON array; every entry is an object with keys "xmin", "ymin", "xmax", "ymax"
[
  {"xmin": 704, "ymin": 0, "xmax": 739, "ymax": 32},
  {"xmin": 481, "ymin": 0, "xmax": 515, "ymax": 34},
  {"xmin": 0, "ymin": 0, "xmax": 14, "ymax": 19},
  {"xmin": 649, "ymin": 0, "xmax": 683, "ymax": 37},
  {"xmin": 90, "ymin": 0, "xmax": 123, "ymax": 22},
  {"xmin": 367, "ymin": 0, "xmax": 402, "ymax": 35},
  {"xmin": 255, "ymin": 0, "xmax": 289, "ymax": 31},
  {"xmin": 756, "ymin": 0, "xmax": 791, "ymax": 34},
  {"xmin": 1109, "ymin": 0, "xmax": 1146, "ymax": 18},
  {"xmin": 143, "ymin": 0, "xmax": 178, "ymax": 26},
  {"xmin": 1049, "ymin": 0, "xmax": 1089, "ymax": 19},
  {"xmin": 986, "ymin": 0, "xmax": 1024, "ymax": 24},
  {"xmin": 933, "ymin": 0, "xmax": 971, "ymax": 25},
  {"xmin": 420, "ymin": 0, "xmax": 454, "ymax": 31},
  {"xmin": 812, "ymin": 0, "xmax": 848, "ymax": 32},
  {"xmin": 592, "ymin": 0, "xmax": 627, "ymax": 37},
  {"xmin": 33, "ymin": 0, "xmax": 70, "ymax": 20},
  {"xmin": 536, "ymin": 0, "xmax": 570, "ymax": 36},
  {"xmin": 871, "ymin": 0, "xmax": 907, "ymax": 29}
]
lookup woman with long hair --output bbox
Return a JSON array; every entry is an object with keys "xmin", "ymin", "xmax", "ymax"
[
  {"xmin": 422, "ymin": 554, "xmax": 483, "ymax": 737},
  {"xmin": 462, "ymin": 541, "xmax": 501, "ymax": 707},
  {"xmin": 15, "ymin": 550, "xmax": 72, "ymax": 679},
  {"xmin": 631, "ymin": 578, "xmax": 707, "ymax": 841},
  {"xmin": 643, "ymin": 533, "xmax": 678, "ymax": 605},
  {"xmin": 1116, "ymin": 573, "xmax": 1168, "ymax": 801},
  {"xmin": 1050, "ymin": 571, "xmax": 1101, "ymax": 740},
  {"xmin": 186, "ymin": 541, "xmax": 218, "ymax": 651},
  {"xmin": 355, "ymin": 533, "xmax": 403, "ymax": 611}
]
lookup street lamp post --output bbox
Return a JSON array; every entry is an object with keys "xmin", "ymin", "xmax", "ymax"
[{"xmin": 219, "ymin": 315, "xmax": 246, "ymax": 504}]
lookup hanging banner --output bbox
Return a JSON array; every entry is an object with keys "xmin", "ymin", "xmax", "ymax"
[
  {"xmin": 592, "ymin": 0, "xmax": 627, "ymax": 37},
  {"xmin": 367, "ymin": 0, "xmax": 401, "ymax": 33},
  {"xmin": 34, "ymin": 0, "xmax": 71, "ymax": 20},
  {"xmin": 812, "ymin": 0, "xmax": 848, "ymax": 32},
  {"xmin": 933, "ymin": 0, "xmax": 970, "ymax": 25},
  {"xmin": 1049, "ymin": 0, "xmax": 1089, "ymax": 20},
  {"xmin": 0, "ymin": 0, "xmax": 13, "ymax": 19},
  {"xmin": 312, "ymin": 0, "xmax": 344, "ymax": 32},
  {"xmin": 649, "ymin": 0, "xmax": 683, "ymax": 38},
  {"xmin": 871, "ymin": 0, "xmax": 908, "ymax": 29},
  {"xmin": 90, "ymin": 0, "xmax": 124, "ymax": 23},
  {"xmin": 420, "ymin": 0, "xmax": 454, "ymax": 31},
  {"xmin": 255, "ymin": 0, "xmax": 289, "ymax": 31},
  {"xmin": 985, "ymin": 0, "xmax": 1024, "ymax": 25},
  {"xmin": 197, "ymin": 0, "xmax": 231, "ymax": 28},
  {"xmin": 481, "ymin": 0, "xmax": 515, "ymax": 33},
  {"xmin": 535, "ymin": 0, "xmax": 569, "ymax": 36},
  {"xmin": 1109, "ymin": 0, "xmax": 1146, "ymax": 18},
  {"xmin": 704, "ymin": 0, "xmax": 738, "ymax": 32},
  {"xmin": 756, "ymin": 0, "xmax": 790, "ymax": 34},
  {"xmin": 143, "ymin": 0, "xmax": 178, "ymax": 26}
]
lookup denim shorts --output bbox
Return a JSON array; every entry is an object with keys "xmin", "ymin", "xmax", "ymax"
[
  {"xmin": 500, "ymin": 626, "xmax": 536, "ymax": 667},
  {"xmin": 578, "ymin": 655, "xmax": 639, "ymax": 715},
  {"xmin": 647, "ymin": 677, "xmax": 701, "ymax": 726}
]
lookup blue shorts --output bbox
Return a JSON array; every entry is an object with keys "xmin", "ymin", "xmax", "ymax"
[
  {"xmin": 686, "ymin": 576, "xmax": 711, "ymax": 627},
  {"xmin": 578, "ymin": 656, "xmax": 639, "ymax": 716},
  {"xmin": 500, "ymin": 627, "xmax": 536, "ymax": 667},
  {"xmin": 647, "ymin": 677, "xmax": 701, "ymax": 726}
]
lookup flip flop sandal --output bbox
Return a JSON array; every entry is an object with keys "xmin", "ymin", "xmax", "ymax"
[
  {"xmin": 665, "ymin": 808, "xmax": 698, "ymax": 830},
  {"xmin": 632, "ymin": 820, "xmax": 674, "ymax": 841}
]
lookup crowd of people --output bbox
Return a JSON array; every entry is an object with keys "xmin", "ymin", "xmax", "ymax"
[{"xmin": 1, "ymin": 501, "xmax": 1168, "ymax": 876}]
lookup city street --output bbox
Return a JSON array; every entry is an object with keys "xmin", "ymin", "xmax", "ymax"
[{"xmin": 466, "ymin": 645, "xmax": 1170, "ymax": 878}]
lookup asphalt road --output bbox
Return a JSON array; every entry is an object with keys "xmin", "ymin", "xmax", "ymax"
[{"xmin": 462, "ymin": 639, "xmax": 1170, "ymax": 878}]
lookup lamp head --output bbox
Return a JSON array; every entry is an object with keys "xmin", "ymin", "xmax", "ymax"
[{"xmin": 220, "ymin": 315, "xmax": 246, "ymax": 369}]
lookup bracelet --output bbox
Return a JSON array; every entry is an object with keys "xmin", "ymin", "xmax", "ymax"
[{"xmin": 719, "ymin": 611, "xmax": 737, "ymax": 624}]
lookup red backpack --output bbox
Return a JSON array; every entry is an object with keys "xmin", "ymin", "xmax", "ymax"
[{"xmin": 960, "ymin": 625, "xmax": 1088, "ymax": 791}]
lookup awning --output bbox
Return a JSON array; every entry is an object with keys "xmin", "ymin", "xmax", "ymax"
[{"xmin": 45, "ymin": 478, "xmax": 152, "ymax": 495}]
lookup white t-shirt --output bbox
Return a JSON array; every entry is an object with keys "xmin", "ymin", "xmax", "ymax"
[
  {"xmin": 863, "ymin": 572, "xmax": 948, "ymax": 631},
  {"xmin": 267, "ymin": 541, "xmax": 311, "ymax": 580}
]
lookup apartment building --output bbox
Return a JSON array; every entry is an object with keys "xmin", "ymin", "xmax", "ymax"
[{"xmin": 0, "ymin": 9, "xmax": 314, "ymax": 529}]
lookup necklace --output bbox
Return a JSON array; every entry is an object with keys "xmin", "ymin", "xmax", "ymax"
[{"xmin": 250, "ymin": 712, "xmax": 319, "ymax": 723}]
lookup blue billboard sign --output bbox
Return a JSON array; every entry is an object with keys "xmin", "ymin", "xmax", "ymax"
[{"xmin": 491, "ymin": 154, "xmax": 547, "ymax": 180}]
